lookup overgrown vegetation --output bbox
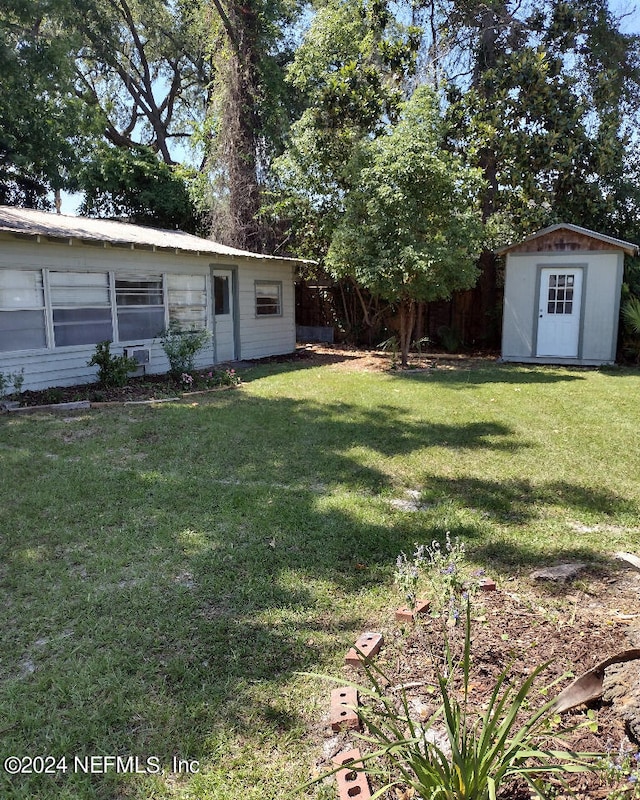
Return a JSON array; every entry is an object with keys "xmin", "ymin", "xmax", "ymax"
[
  {"xmin": 320, "ymin": 538, "xmax": 602, "ymax": 799},
  {"xmin": 318, "ymin": 608, "xmax": 601, "ymax": 799}
]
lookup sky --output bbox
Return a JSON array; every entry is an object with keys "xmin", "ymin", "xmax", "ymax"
[{"xmin": 612, "ymin": 0, "xmax": 640, "ymax": 32}]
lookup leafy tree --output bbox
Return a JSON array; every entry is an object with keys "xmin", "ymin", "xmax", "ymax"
[
  {"xmin": 0, "ymin": 0, "xmax": 93, "ymax": 205},
  {"xmin": 71, "ymin": 0, "xmax": 209, "ymax": 166},
  {"xmin": 77, "ymin": 144, "xmax": 199, "ymax": 231},
  {"xmin": 273, "ymin": 0, "xmax": 420, "ymax": 244},
  {"xmin": 438, "ymin": 0, "xmax": 640, "ymax": 341},
  {"xmin": 201, "ymin": 0, "xmax": 306, "ymax": 250},
  {"xmin": 326, "ymin": 87, "xmax": 485, "ymax": 365}
]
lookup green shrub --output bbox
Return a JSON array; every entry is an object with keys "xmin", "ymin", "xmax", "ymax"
[
  {"xmin": 88, "ymin": 341, "xmax": 138, "ymax": 387},
  {"xmin": 160, "ymin": 323, "xmax": 211, "ymax": 379},
  {"xmin": 0, "ymin": 368, "xmax": 25, "ymax": 399},
  {"xmin": 622, "ymin": 296, "xmax": 640, "ymax": 363}
]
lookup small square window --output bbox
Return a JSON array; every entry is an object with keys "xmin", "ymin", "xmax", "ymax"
[{"xmin": 255, "ymin": 282, "xmax": 282, "ymax": 316}]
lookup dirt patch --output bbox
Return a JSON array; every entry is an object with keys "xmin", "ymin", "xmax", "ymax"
[
  {"xmin": 291, "ymin": 343, "xmax": 499, "ymax": 373},
  {"xmin": 318, "ymin": 567, "xmax": 640, "ymax": 798}
]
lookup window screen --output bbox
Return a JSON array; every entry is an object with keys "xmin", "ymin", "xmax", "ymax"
[
  {"xmin": 116, "ymin": 275, "xmax": 165, "ymax": 340},
  {"xmin": 50, "ymin": 271, "xmax": 113, "ymax": 347},
  {"xmin": 0, "ymin": 270, "xmax": 46, "ymax": 352}
]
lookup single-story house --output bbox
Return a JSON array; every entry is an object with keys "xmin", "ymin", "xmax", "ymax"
[
  {"xmin": 499, "ymin": 223, "xmax": 639, "ymax": 366},
  {"xmin": 0, "ymin": 206, "xmax": 303, "ymax": 391}
]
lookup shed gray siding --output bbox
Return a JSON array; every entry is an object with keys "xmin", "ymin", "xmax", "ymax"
[{"xmin": 501, "ymin": 250, "xmax": 624, "ymax": 366}]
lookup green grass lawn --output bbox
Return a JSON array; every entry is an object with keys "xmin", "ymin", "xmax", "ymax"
[{"xmin": 1, "ymin": 359, "xmax": 639, "ymax": 799}]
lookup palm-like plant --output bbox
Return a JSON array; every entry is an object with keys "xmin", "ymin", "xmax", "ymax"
[
  {"xmin": 621, "ymin": 296, "xmax": 640, "ymax": 363},
  {"xmin": 623, "ymin": 296, "xmax": 640, "ymax": 334}
]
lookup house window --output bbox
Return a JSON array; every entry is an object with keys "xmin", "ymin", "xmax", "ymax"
[
  {"xmin": 255, "ymin": 281, "xmax": 282, "ymax": 316},
  {"xmin": 50, "ymin": 271, "xmax": 113, "ymax": 347},
  {"xmin": 167, "ymin": 274, "xmax": 207, "ymax": 328},
  {"xmin": 0, "ymin": 269, "xmax": 46, "ymax": 352},
  {"xmin": 116, "ymin": 274, "xmax": 165, "ymax": 340},
  {"xmin": 214, "ymin": 275, "xmax": 230, "ymax": 315}
]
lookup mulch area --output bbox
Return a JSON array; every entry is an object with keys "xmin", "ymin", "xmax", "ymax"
[{"xmin": 13, "ymin": 344, "xmax": 497, "ymax": 407}]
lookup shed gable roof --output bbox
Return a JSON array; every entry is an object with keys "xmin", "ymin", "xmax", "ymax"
[
  {"xmin": 0, "ymin": 205, "xmax": 304, "ymax": 262},
  {"xmin": 496, "ymin": 223, "xmax": 638, "ymax": 257}
]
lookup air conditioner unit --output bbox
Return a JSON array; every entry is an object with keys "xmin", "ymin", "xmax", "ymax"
[{"xmin": 124, "ymin": 346, "xmax": 151, "ymax": 365}]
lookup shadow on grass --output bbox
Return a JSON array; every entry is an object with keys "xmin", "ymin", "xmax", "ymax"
[
  {"xmin": 470, "ymin": 537, "xmax": 621, "ymax": 574},
  {"xmin": 0, "ymin": 387, "xmax": 637, "ymax": 798},
  {"xmin": 389, "ymin": 363, "xmax": 588, "ymax": 388},
  {"xmin": 420, "ymin": 475, "xmax": 636, "ymax": 524}
]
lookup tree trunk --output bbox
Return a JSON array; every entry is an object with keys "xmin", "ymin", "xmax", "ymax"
[
  {"xmin": 208, "ymin": 0, "xmax": 263, "ymax": 251},
  {"xmin": 463, "ymin": 4, "xmax": 501, "ymax": 345},
  {"xmin": 399, "ymin": 299, "xmax": 416, "ymax": 367}
]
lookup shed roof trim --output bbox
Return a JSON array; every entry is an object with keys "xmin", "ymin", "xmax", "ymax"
[
  {"xmin": 496, "ymin": 223, "xmax": 639, "ymax": 256},
  {"xmin": 0, "ymin": 205, "xmax": 307, "ymax": 262}
]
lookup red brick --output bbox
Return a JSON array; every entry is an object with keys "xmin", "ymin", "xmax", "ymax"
[
  {"xmin": 395, "ymin": 605, "xmax": 415, "ymax": 622},
  {"xmin": 395, "ymin": 598, "xmax": 430, "ymax": 622},
  {"xmin": 333, "ymin": 749, "xmax": 371, "ymax": 800},
  {"xmin": 330, "ymin": 687, "xmax": 360, "ymax": 732},
  {"xmin": 414, "ymin": 599, "xmax": 431, "ymax": 615},
  {"xmin": 344, "ymin": 632, "xmax": 384, "ymax": 666},
  {"xmin": 479, "ymin": 578, "xmax": 497, "ymax": 592}
]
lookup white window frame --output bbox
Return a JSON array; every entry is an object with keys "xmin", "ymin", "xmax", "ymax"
[
  {"xmin": 255, "ymin": 280, "xmax": 282, "ymax": 317},
  {"xmin": 115, "ymin": 273, "xmax": 166, "ymax": 342},
  {"xmin": 49, "ymin": 271, "xmax": 113, "ymax": 348},
  {"xmin": 167, "ymin": 273, "xmax": 207, "ymax": 329},
  {"xmin": 0, "ymin": 269, "xmax": 47, "ymax": 353},
  {"xmin": 0, "ymin": 268, "xmax": 215, "ymax": 353}
]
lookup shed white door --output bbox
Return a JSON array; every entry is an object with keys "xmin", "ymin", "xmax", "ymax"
[
  {"xmin": 536, "ymin": 268, "xmax": 583, "ymax": 357},
  {"xmin": 212, "ymin": 269, "xmax": 236, "ymax": 362}
]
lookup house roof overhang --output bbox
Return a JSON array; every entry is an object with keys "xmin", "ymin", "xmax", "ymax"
[{"xmin": 0, "ymin": 205, "xmax": 314, "ymax": 264}]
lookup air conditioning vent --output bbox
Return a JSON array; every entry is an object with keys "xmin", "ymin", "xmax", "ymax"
[{"xmin": 124, "ymin": 347, "xmax": 150, "ymax": 365}]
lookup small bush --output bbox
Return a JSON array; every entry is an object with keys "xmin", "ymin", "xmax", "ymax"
[
  {"xmin": 160, "ymin": 323, "xmax": 211, "ymax": 379},
  {"xmin": 0, "ymin": 368, "xmax": 25, "ymax": 399},
  {"xmin": 88, "ymin": 341, "xmax": 138, "ymax": 387}
]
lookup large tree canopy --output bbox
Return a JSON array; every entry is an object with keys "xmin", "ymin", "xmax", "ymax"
[
  {"xmin": 1, "ymin": 0, "xmax": 640, "ymax": 349},
  {"xmin": 327, "ymin": 86, "xmax": 485, "ymax": 364},
  {"xmin": 72, "ymin": 0, "xmax": 209, "ymax": 166},
  {"xmin": 0, "ymin": 0, "xmax": 92, "ymax": 206}
]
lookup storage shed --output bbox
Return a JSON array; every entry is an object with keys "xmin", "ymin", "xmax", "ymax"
[
  {"xmin": 499, "ymin": 224, "xmax": 638, "ymax": 366},
  {"xmin": 0, "ymin": 206, "xmax": 302, "ymax": 390}
]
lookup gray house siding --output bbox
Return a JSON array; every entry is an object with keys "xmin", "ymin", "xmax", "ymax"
[{"xmin": 0, "ymin": 226, "xmax": 297, "ymax": 391}]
